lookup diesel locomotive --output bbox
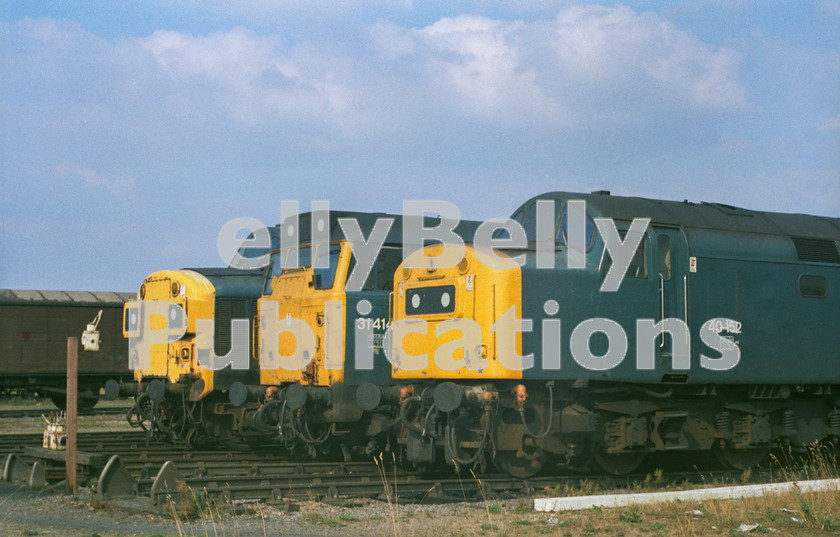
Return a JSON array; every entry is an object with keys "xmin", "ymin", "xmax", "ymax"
[
  {"xmin": 114, "ymin": 222, "xmax": 280, "ymax": 446},
  {"xmin": 120, "ymin": 211, "xmax": 480, "ymax": 454},
  {"xmin": 371, "ymin": 191, "xmax": 840, "ymax": 476},
  {"xmin": 117, "ymin": 191, "xmax": 839, "ymax": 478}
]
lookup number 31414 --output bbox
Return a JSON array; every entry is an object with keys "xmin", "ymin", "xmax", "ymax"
[{"xmin": 355, "ymin": 317, "xmax": 391, "ymax": 330}]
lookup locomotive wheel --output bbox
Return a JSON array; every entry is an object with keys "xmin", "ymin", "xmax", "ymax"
[
  {"xmin": 49, "ymin": 394, "xmax": 66, "ymax": 410},
  {"xmin": 78, "ymin": 395, "xmax": 98, "ymax": 411},
  {"xmin": 592, "ymin": 451, "xmax": 646, "ymax": 475},
  {"xmin": 492, "ymin": 448, "xmax": 547, "ymax": 478},
  {"xmin": 714, "ymin": 443, "xmax": 768, "ymax": 470}
]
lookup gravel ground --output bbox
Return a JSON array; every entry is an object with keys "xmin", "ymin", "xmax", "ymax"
[{"xmin": 0, "ymin": 479, "xmax": 547, "ymax": 537}]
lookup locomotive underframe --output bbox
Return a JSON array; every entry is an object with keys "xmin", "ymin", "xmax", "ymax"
[
  {"xmin": 122, "ymin": 375, "xmax": 839, "ymax": 477},
  {"xmin": 379, "ymin": 380, "xmax": 839, "ymax": 476},
  {"xmin": 125, "ymin": 375, "xmax": 383, "ymax": 460}
]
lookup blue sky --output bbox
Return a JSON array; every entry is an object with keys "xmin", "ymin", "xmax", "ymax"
[{"xmin": 1, "ymin": 1, "xmax": 838, "ymax": 292}]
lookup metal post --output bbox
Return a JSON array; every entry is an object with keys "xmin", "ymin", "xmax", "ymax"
[{"xmin": 66, "ymin": 336, "xmax": 78, "ymax": 494}]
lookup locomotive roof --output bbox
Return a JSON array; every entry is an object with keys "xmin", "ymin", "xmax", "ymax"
[
  {"xmin": 519, "ymin": 191, "xmax": 840, "ymax": 240},
  {"xmin": 181, "ymin": 267, "xmax": 266, "ymax": 297},
  {"xmin": 275, "ymin": 211, "xmax": 483, "ymax": 246},
  {"xmin": 0, "ymin": 289, "xmax": 135, "ymax": 306}
]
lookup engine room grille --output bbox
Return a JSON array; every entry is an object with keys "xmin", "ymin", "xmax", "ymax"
[
  {"xmin": 791, "ymin": 237, "xmax": 840, "ymax": 264},
  {"xmin": 214, "ymin": 299, "xmax": 249, "ymax": 356}
]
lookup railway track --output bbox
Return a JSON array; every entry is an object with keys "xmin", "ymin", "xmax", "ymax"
[
  {"xmin": 0, "ymin": 405, "xmax": 132, "ymax": 419},
  {"xmin": 2, "ymin": 429, "xmax": 793, "ymax": 506},
  {"xmin": 0, "ymin": 430, "xmax": 153, "ymax": 455},
  {"xmin": 126, "ymin": 459, "xmax": 787, "ymax": 505}
]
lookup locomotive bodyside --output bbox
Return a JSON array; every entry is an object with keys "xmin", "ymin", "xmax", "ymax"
[{"xmin": 385, "ymin": 191, "xmax": 840, "ymax": 476}]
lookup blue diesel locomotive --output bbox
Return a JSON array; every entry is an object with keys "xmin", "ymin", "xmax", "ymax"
[{"xmin": 380, "ymin": 191, "xmax": 840, "ymax": 476}]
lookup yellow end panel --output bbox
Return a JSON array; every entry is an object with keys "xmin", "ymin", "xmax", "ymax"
[
  {"xmin": 258, "ymin": 242, "xmax": 349, "ymax": 387},
  {"xmin": 391, "ymin": 244, "xmax": 523, "ymax": 380},
  {"xmin": 131, "ymin": 269, "xmax": 216, "ymax": 396}
]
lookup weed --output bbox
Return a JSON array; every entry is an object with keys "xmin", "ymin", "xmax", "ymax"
[
  {"xmin": 513, "ymin": 498, "xmax": 532, "ymax": 512},
  {"xmin": 619, "ymin": 510, "xmax": 642, "ymax": 523},
  {"xmin": 302, "ymin": 511, "xmax": 341, "ymax": 525},
  {"xmin": 374, "ymin": 452, "xmax": 399, "ymax": 537},
  {"xmin": 302, "ymin": 511, "xmax": 324, "ymax": 523},
  {"xmin": 740, "ymin": 467, "xmax": 752, "ymax": 484},
  {"xmin": 653, "ymin": 468, "xmax": 664, "ymax": 486}
]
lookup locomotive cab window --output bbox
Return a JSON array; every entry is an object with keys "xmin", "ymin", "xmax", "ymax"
[
  {"xmin": 601, "ymin": 229, "xmax": 648, "ymax": 280},
  {"xmin": 626, "ymin": 236, "xmax": 648, "ymax": 279},
  {"xmin": 263, "ymin": 243, "xmax": 340, "ymax": 293},
  {"xmin": 492, "ymin": 209, "xmax": 525, "ymax": 239},
  {"xmin": 312, "ymin": 244, "xmax": 341, "ymax": 290},
  {"xmin": 657, "ymin": 235, "xmax": 671, "ymax": 281},
  {"xmin": 556, "ymin": 206, "xmax": 596, "ymax": 252},
  {"xmin": 285, "ymin": 246, "xmax": 312, "ymax": 272},
  {"xmin": 799, "ymin": 275, "xmax": 828, "ymax": 298},
  {"xmin": 521, "ymin": 205, "xmax": 537, "ymax": 241},
  {"xmin": 405, "ymin": 285, "xmax": 456, "ymax": 315}
]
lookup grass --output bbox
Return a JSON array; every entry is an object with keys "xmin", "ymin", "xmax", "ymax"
[
  {"xmin": 355, "ymin": 444, "xmax": 840, "ymax": 537},
  {"xmin": 302, "ymin": 511, "xmax": 341, "ymax": 525},
  {"xmin": 149, "ymin": 474, "xmax": 839, "ymax": 537}
]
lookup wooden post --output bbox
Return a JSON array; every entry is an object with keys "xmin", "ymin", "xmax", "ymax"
[{"xmin": 66, "ymin": 336, "xmax": 78, "ymax": 494}]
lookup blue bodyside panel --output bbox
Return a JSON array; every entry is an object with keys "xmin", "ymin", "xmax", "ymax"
[
  {"xmin": 509, "ymin": 192, "xmax": 839, "ymax": 386},
  {"xmin": 344, "ymin": 292, "xmax": 394, "ymax": 385},
  {"xmin": 685, "ymin": 229, "xmax": 795, "ymax": 263}
]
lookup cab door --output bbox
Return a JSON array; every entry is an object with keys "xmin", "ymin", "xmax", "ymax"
[
  {"xmin": 652, "ymin": 227, "xmax": 690, "ymax": 377},
  {"xmin": 301, "ymin": 242, "xmax": 347, "ymax": 386}
]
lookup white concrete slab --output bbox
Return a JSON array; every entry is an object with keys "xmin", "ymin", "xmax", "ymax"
[{"xmin": 534, "ymin": 478, "xmax": 840, "ymax": 512}]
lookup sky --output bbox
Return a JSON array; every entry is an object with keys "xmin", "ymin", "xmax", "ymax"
[{"xmin": 1, "ymin": 1, "xmax": 838, "ymax": 292}]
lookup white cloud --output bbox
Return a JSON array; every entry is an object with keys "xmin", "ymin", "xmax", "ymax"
[
  {"xmin": 413, "ymin": 15, "xmax": 557, "ymax": 121},
  {"xmin": 547, "ymin": 5, "xmax": 748, "ymax": 110},
  {"xmin": 369, "ymin": 5, "xmax": 749, "ymax": 128},
  {"xmin": 139, "ymin": 28, "xmax": 352, "ymax": 124},
  {"xmin": 2, "ymin": 6, "xmax": 751, "ymax": 143}
]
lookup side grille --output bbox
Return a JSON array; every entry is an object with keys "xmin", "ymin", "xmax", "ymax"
[
  {"xmin": 214, "ymin": 299, "xmax": 249, "ymax": 356},
  {"xmin": 791, "ymin": 238, "xmax": 840, "ymax": 264}
]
